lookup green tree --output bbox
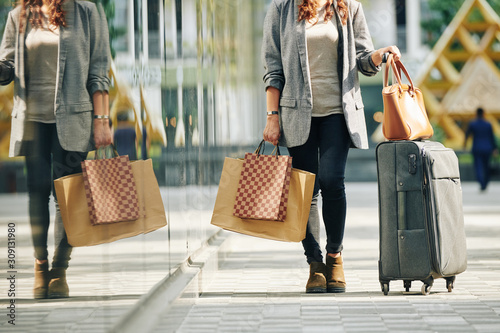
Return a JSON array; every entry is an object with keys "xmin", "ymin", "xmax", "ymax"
[{"xmin": 422, "ymin": 0, "xmax": 500, "ymax": 47}]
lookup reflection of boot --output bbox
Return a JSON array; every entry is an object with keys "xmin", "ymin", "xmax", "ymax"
[
  {"xmin": 48, "ymin": 268, "xmax": 69, "ymax": 298},
  {"xmin": 34, "ymin": 261, "xmax": 49, "ymax": 299},
  {"xmin": 306, "ymin": 262, "xmax": 327, "ymax": 293},
  {"xmin": 326, "ymin": 255, "xmax": 346, "ymax": 293}
]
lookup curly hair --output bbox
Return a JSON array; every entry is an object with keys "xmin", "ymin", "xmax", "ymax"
[
  {"xmin": 298, "ymin": 0, "xmax": 348, "ymax": 25},
  {"xmin": 19, "ymin": 0, "xmax": 66, "ymax": 33}
]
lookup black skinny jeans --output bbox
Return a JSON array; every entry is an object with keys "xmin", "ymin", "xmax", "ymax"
[
  {"xmin": 288, "ymin": 114, "xmax": 351, "ymax": 264},
  {"xmin": 25, "ymin": 122, "xmax": 87, "ymax": 269}
]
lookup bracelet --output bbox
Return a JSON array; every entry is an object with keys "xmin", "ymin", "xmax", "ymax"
[
  {"xmin": 93, "ymin": 115, "xmax": 109, "ymax": 120},
  {"xmin": 267, "ymin": 111, "xmax": 279, "ymax": 116}
]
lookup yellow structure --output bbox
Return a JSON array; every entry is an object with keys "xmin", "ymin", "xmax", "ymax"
[
  {"xmin": 416, "ymin": 0, "xmax": 500, "ymax": 148},
  {"xmin": 109, "ymin": 61, "xmax": 167, "ymax": 147}
]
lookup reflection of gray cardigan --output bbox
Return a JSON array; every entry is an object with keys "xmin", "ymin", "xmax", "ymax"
[
  {"xmin": 262, "ymin": 0, "xmax": 380, "ymax": 149},
  {"xmin": 0, "ymin": 0, "xmax": 110, "ymax": 157}
]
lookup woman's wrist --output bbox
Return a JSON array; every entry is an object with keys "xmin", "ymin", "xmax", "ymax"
[
  {"xmin": 93, "ymin": 118, "xmax": 110, "ymax": 127},
  {"xmin": 93, "ymin": 114, "xmax": 109, "ymax": 120},
  {"xmin": 372, "ymin": 49, "xmax": 384, "ymax": 67}
]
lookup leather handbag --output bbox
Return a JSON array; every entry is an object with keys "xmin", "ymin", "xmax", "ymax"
[{"xmin": 382, "ymin": 54, "xmax": 434, "ymax": 141}]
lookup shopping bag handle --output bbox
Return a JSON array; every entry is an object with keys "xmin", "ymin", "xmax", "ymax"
[
  {"xmin": 254, "ymin": 140, "xmax": 281, "ymax": 158},
  {"xmin": 94, "ymin": 145, "xmax": 119, "ymax": 160}
]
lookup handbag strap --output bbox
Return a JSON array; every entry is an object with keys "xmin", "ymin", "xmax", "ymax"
[
  {"xmin": 383, "ymin": 54, "xmax": 401, "ymax": 87},
  {"xmin": 383, "ymin": 54, "xmax": 416, "ymax": 94}
]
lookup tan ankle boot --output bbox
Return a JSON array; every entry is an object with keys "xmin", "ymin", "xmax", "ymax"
[
  {"xmin": 34, "ymin": 261, "xmax": 49, "ymax": 299},
  {"xmin": 306, "ymin": 262, "xmax": 327, "ymax": 293},
  {"xmin": 326, "ymin": 255, "xmax": 346, "ymax": 293},
  {"xmin": 48, "ymin": 268, "xmax": 69, "ymax": 298}
]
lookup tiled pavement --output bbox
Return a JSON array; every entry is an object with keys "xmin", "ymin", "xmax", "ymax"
[
  {"xmin": 151, "ymin": 182, "xmax": 500, "ymax": 332},
  {"xmin": 0, "ymin": 213, "xmax": 172, "ymax": 333},
  {"xmin": 0, "ymin": 187, "xmax": 218, "ymax": 333},
  {"xmin": 1, "ymin": 182, "xmax": 500, "ymax": 332}
]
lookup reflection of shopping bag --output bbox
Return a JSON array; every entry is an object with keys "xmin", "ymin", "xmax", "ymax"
[
  {"xmin": 54, "ymin": 159, "xmax": 167, "ymax": 247},
  {"xmin": 233, "ymin": 141, "xmax": 292, "ymax": 221},
  {"xmin": 211, "ymin": 157, "xmax": 315, "ymax": 242},
  {"xmin": 81, "ymin": 146, "xmax": 139, "ymax": 225}
]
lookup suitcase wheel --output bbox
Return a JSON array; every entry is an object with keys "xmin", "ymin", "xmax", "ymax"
[
  {"xmin": 421, "ymin": 283, "xmax": 432, "ymax": 295},
  {"xmin": 445, "ymin": 276, "xmax": 455, "ymax": 293},
  {"xmin": 381, "ymin": 282, "xmax": 390, "ymax": 295},
  {"xmin": 404, "ymin": 280, "xmax": 411, "ymax": 292}
]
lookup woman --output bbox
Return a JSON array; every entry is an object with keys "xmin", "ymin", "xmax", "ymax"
[
  {"xmin": 0, "ymin": 0, "xmax": 111, "ymax": 298},
  {"xmin": 262, "ymin": 0, "xmax": 400, "ymax": 293}
]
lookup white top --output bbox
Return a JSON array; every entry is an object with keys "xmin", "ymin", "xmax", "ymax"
[
  {"xmin": 306, "ymin": 5, "xmax": 343, "ymax": 117},
  {"xmin": 25, "ymin": 14, "xmax": 59, "ymax": 123}
]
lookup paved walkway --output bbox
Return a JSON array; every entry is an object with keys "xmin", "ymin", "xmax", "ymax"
[
  {"xmin": 152, "ymin": 182, "xmax": 500, "ymax": 333},
  {"xmin": 0, "ymin": 187, "xmax": 218, "ymax": 333},
  {"xmin": 0, "ymin": 200, "xmax": 171, "ymax": 333},
  {"xmin": 1, "ymin": 182, "xmax": 499, "ymax": 332}
]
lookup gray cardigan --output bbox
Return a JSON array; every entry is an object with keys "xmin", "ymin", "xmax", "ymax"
[
  {"xmin": 262, "ymin": 0, "xmax": 380, "ymax": 149},
  {"xmin": 0, "ymin": 0, "xmax": 110, "ymax": 157}
]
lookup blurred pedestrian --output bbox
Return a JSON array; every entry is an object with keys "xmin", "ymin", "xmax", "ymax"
[
  {"xmin": 114, "ymin": 112, "xmax": 137, "ymax": 160},
  {"xmin": 262, "ymin": 0, "xmax": 401, "ymax": 293},
  {"xmin": 0, "ymin": 0, "xmax": 111, "ymax": 298},
  {"xmin": 464, "ymin": 107, "xmax": 498, "ymax": 191}
]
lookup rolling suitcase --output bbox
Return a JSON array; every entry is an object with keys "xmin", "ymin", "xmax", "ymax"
[{"xmin": 376, "ymin": 140, "xmax": 467, "ymax": 295}]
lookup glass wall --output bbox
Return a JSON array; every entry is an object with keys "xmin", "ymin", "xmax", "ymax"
[
  {"xmin": 0, "ymin": 0, "xmax": 269, "ymax": 313},
  {"xmin": 109, "ymin": 0, "xmax": 268, "ymax": 275}
]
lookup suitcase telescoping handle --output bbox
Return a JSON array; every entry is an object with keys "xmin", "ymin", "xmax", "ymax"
[{"xmin": 382, "ymin": 52, "xmax": 390, "ymax": 63}]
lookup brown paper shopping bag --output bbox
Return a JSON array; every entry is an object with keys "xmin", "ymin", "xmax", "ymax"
[
  {"xmin": 211, "ymin": 157, "xmax": 315, "ymax": 242},
  {"xmin": 54, "ymin": 159, "xmax": 167, "ymax": 247},
  {"xmin": 233, "ymin": 141, "xmax": 292, "ymax": 221}
]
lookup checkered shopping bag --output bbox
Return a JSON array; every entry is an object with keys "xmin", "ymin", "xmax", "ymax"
[
  {"xmin": 81, "ymin": 146, "xmax": 140, "ymax": 225},
  {"xmin": 233, "ymin": 141, "xmax": 292, "ymax": 221}
]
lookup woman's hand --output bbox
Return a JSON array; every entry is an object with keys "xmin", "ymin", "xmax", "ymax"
[
  {"xmin": 372, "ymin": 45, "xmax": 402, "ymax": 67},
  {"xmin": 94, "ymin": 119, "xmax": 112, "ymax": 148},
  {"xmin": 263, "ymin": 114, "xmax": 281, "ymax": 146}
]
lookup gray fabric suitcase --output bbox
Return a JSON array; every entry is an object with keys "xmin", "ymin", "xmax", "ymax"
[{"xmin": 376, "ymin": 141, "xmax": 467, "ymax": 295}]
